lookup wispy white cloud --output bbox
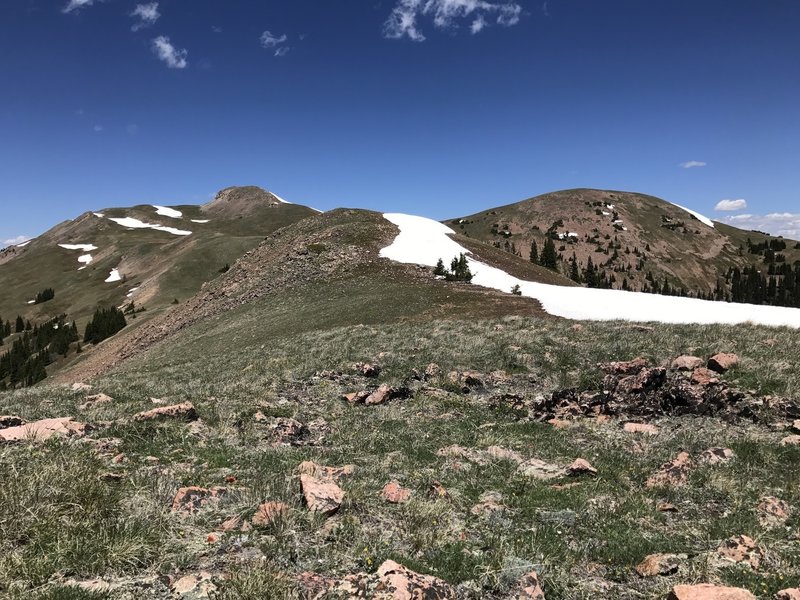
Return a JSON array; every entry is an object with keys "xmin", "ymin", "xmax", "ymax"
[
  {"xmin": 720, "ymin": 212, "xmax": 800, "ymax": 239},
  {"xmin": 131, "ymin": 2, "xmax": 160, "ymax": 31},
  {"xmin": 3, "ymin": 235, "xmax": 30, "ymax": 246},
  {"xmin": 260, "ymin": 31, "xmax": 287, "ymax": 48},
  {"xmin": 93, "ymin": 124, "xmax": 103, "ymax": 132},
  {"xmin": 63, "ymin": 0, "xmax": 97, "ymax": 14},
  {"xmin": 471, "ymin": 14, "xmax": 487, "ymax": 34},
  {"xmin": 152, "ymin": 36, "xmax": 188, "ymax": 69},
  {"xmin": 126, "ymin": 124, "xmax": 139, "ymax": 135},
  {"xmin": 384, "ymin": 0, "xmax": 523, "ymax": 42},
  {"xmin": 714, "ymin": 199, "xmax": 747, "ymax": 212},
  {"xmin": 260, "ymin": 31, "xmax": 290, "ymax": 57},
  {"xmin": 679, "ymin": 160, "xmax": 707, "ymax": 169}
]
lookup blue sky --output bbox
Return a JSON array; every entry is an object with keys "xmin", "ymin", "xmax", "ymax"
[{"xmin": 1, "ymin": 0, "xmax": 799, "ymax": 244}]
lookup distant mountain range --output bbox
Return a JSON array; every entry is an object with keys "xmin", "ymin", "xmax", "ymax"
[{"xmin": 1, "ymin": 185, "xmax": 799, "ymax": 387}]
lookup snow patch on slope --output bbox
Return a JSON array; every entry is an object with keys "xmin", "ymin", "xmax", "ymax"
[
  {"xmin": 671, "ymin": 203, "xmax": 714, "ymax": 228},
  {"xmin": 107, "ymin": 217, "xmax": 191, "ymax": 236},
  {"xmin": 15, "ymin": 240, "xmax": 32, "ymax": 247},
  {"xmin": 105, "ymin": 268, "xmax": 122, "ymax": 283},
  {"xmin": 191, "ymin": 219, "xmax": 210, "ymax": 224},
  {"xmin": 379, "ymin": 213, "xmax": 800, "ymax": 328},
  {"xmin": 59, "ymin": 243, "xmax": 98, "ymax": 251},
  {"xmin": 152, "ymin": 205, "xmax": 182, "ymax": 218}
]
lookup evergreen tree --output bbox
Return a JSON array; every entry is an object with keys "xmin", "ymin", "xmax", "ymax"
[
  {"xmin": 529, "ymin": 240, "xmax": 539, "ymax": 263},
  {"xmin": 540, "ymin": 238, "xmax": 558, "ymax": 270}
]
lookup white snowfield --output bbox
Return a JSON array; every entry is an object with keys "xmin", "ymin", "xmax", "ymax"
[
  {"xmin": 190, "ymin": 219, "xmax": 210, "ymax": 224},
  {"xmin": 379, "ymin": 213, "xmax": 800, "ymax": 329},
  {"xmin": 93, "ymin": 212, "xmax": 105, "ymax": 218},
  {"xmin": 152, "ymin": 205, "xmax": 182, "ymax": 218},
  {"xmin": 15, "ymin": 240, "xmax": 32, "ymax": 247},
  {"xmin": 107, "ymin": 217, "xmax": 191, "ymax": 236},
  {"xmin": 670, "ymin": 203, "xmax": 715, "ymax": 228},
  {"xmin": 105, "ymin": 268, "xmax": 122, "ymax": 283},
  {"xmin": 59, "ymin": 243, "xmax": 98, "ymax": 251}
]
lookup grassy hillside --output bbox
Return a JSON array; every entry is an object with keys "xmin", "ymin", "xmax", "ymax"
[
  {"xmin": 0, "ymin": 188, "xmax": 317, "ymax": 328},
  {"xmin": 1, "ymin": 297, "xmax": 798, "ymax": 598},
  {"xmin": 449, "ymin": 188, "xmax": 800, "ymax": 297}
]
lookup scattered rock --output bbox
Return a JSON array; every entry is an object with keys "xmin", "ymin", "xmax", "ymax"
[
  {"xmin": 672, "ymin": 356, "xmax": 704, "ymax": 371},
  {"xmin": 635, "ymin": 553, "xmax": 681, "ymax": 577},
  {"xmin": 172, "ymin": 572, "xmax": 217, "ymax": 598},
  {"xmin": 0, "ymin": 417, "xmax": 87, "ymax": 443},
  {"xmin": 757, "ymin": 496, "xmax": 791, "ymax": 527},
  {"xmin": 353, "ymin": 362, "xmax": 381, "ymax": 377},
  {"xmin": 171, "ymin": 486, "xmax": 228, "ymax": 515},
  {"xmin": 598, "ymin": 357, "xmax": 649, "ymax": 375},
  {"xmin": 70, "ymin": 382, "xmax": 93, "ymax": 392},
  {"xmin": 80, "ymin": 393, "xmax": 113, "ymax": 410},
  {"xmin": 776, "ymin": 590, "xmax": 800, "ymax": 600},
  {"xmin": 616, "ymin": 367, "xmax": 667, "ymax": 394},
  {"xmin": 515, "ymin": 571, "xmax": 546, "ymax": 599},
  {"xmin": 424, "ymin": 363, "xmax": 441, "ymax": 379},
  {"xmin": 470, "ymin": 491, "xmax": 506, "ymax": 517},
  {"xmin": 298, "ymin": 463, "xmax": 347, "ymax": 516},
  {"xmin": 698, "ymin": 447, "xmax": 735, "ymax": 465},
  {"xmin": 365, "ymin": 384, "xmax": 397, "ymax": 406},
  {"xmin": 381, "ymin": 481, "xmax": 412, "ymax": 504},
  {"xmin": 707, "ymin": 353, "xmax": 738, "ymax": 374},
  {"xmin": 252, "ymin": 501, "xmax": 288, "ymax": 527},
  {"xmin": 717, "ymin": 534, "xmax": 763, "ymax": 569},
  {"xmin": 297, "ymin": 460, "xmax": 354, "ymax": 481},
  {"xmin": 646, "ymin": 452, "xmax": 692, "ymax": 488},
  {"xmin": 295, "ymin": 572, "xmax": 337, "ymax": 598},
  {"xmin": 571, "ymin": 323, "xmax": 583, "ymax": 331},
  {"xmin": 624, "ymin": 422, "xmax": 659, "ymax": 435},
  {"xmin": 517, "ymin": 458, "xmax": 565, "ymax": 480},
  {"xmin": 792, "ymin": 419, "xmax": 800, "ymax": 434},
  {"xmin": 781, "ymin": 435, "xmax": 800, "ymax": 446},
  {"xmin": 267, "ymin": 417, "xmax": 308, "ymax": 445},
  {"xmin": 447, "ymin": 370, "xmax": 484, "ymax": 392},
  {"xmin": 376, "ymin": 560, "xmax": 456, "ymax": 599},
  {"xmin": 567, "ymin": 458, "xmax": 598, "ymax": 476},
  {"xmin": 668, "ymin": 584, "xmax": 755, "ymax": 600},
  {"xmin": 133, "ymin": 401, "xmax": 198, "ymax": 422},
  {"xmin": 691, "ymin": 368, "xmax": 720, "ymax": 386},
  {"xmin": 0, "ymin": 415, "xmax": 24, "ymax": 429},
  {"xmin": 343, "ymin": 390, "xmax": 370, "ymax": 404}
]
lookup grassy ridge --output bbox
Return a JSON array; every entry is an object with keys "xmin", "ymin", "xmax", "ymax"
[{"xmin": 1, "ymin": 301, "xmax": 799, "ymax": 598}]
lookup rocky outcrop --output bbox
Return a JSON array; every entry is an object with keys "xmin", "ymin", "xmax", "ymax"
[
  {"xmin": 381, "ymin": 481, "xmax": 412, "ymax": 504},
  {"xmin": 171, "ymin": 486, "xmax": 228, "ymax": 515},
  {"xmin": 707, "ymin": 353, "xmax": 738, "ymax": 373},
  {"xmin": 0, "ymin": 416, "xmax": 86, "ymax": 443},
  {"xmin": 646, "ymin": 452, "xmax": 692, "ymax": 488},
  {"xmin": 668, "ymin": 584, "xmax": 755, "ymax": 600}
]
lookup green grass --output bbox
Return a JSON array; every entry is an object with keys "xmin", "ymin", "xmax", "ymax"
[{"xmin": 2, "ymin": 307, "xmax": 800, "ymax": 598}]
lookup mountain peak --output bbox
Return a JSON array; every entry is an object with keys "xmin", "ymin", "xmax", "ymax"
[{"xmin": 201, "ymin": 185, "xmax": 287, "ymax": 215}]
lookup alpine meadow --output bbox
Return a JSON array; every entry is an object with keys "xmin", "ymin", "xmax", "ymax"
[{"xmin": 2, "ymin": 2, "xmax": 800, "ymax": 600}]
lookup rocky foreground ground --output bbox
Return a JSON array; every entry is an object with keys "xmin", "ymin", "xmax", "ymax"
[{"xmin": 2, "ymin": 318, "xmax": 800, "ymax": 599}]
